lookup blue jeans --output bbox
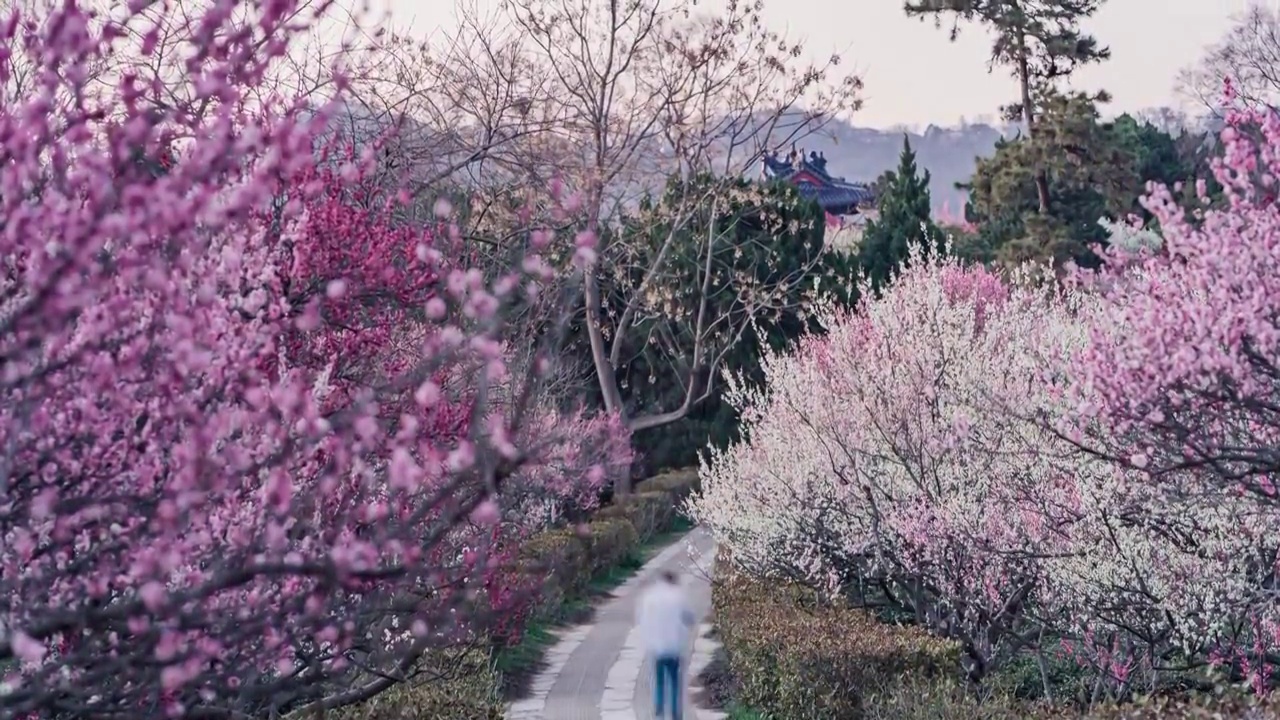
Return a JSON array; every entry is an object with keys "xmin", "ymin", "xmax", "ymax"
[{"xmin": 653, "ymin": 655, "xmax": 682, "ymax": 719}]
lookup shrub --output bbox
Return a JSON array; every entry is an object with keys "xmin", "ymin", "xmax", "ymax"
[
  {"xmin": 1079, "ymin": 692, "xmax": 1280, "ymax": 719},
  {"xmin": 716, "ymin": 562, "xmax": 1280, "ymax": 720},
  {"xmin": 519, "ymin": 530, "xmax": 593, "ymax": 611},
  {"xmin": 595, "ymin": 491, "xmax": 674, "ymax": 540},
  {"xmin": 320, "ymin": 650, "xmax": 503, "ymax": 720},
  {"xmin": 580, "ymin": 519, "xmax": 640, "ymax": 575},
  {"xmin": 715, "ymin": 559, "xmax": 968, "ymax": 719},
  {"xmin": 637, "ymin": 466, "xmax": 701, "ymax": 501},
  {"xmin": 858, "ymin": 674, "xmax": 1044, "ymax": 720},
  {"xmin": 513, "ymin": 465, "xmax": 698, "ymax": 621}
]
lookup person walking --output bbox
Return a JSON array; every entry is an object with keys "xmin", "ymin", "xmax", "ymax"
[{"xmin": 636, "ymin": 569, "xmax": 696, "ymax": 719}]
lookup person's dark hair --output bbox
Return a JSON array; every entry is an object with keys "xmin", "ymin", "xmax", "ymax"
[{"xmin": 659, "ymin": 570, "xmax": 678, "ymax": 584}]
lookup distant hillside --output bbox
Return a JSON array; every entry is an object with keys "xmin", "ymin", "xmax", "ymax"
[
  {"xmin": 331, "ymin": 93, "xmax": 1207, "ymax": 220},
  {"xmin": 780, "ymin": 121, "xmax": 1017, "ymax": 215},
  {"xmin": 789, "ymin": 106, "xmax": 1209, "ymax": 216}
]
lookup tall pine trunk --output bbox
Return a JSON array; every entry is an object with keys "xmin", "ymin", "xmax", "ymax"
[{"xmin": 1015, "ymin": 30, "xmax": 1051, "ymax": 214}]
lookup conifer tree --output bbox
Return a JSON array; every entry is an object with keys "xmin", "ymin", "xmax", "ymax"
[
  {"xmin": 857, "ymin": 136, "xmax": 941, "ymax": 290},
  {"xmin": 904, "ymin": 0, "xmax": 1111, "ymax": 215},
  {"xmin": 963, "ymin": 90, "xmax": 1138, "ymax": 267}
]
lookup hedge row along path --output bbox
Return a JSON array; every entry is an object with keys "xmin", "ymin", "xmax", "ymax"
[{"xmin": 506, "ymin": 527, "xmax": 724, "ymax": 720}]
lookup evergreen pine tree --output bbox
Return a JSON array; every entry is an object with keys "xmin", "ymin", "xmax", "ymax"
[
  {"xmin": 904, "ymin": 0, "xmax": 1111, "ymax": 217},
  {"xmin": 856, "ymin": 136, "xmax": 941, "ymax": 290}
]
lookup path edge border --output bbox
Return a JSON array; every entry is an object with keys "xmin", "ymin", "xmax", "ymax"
[{"xmin": 504, "ymin": 529, "xmax": 699, "ymax": 719}]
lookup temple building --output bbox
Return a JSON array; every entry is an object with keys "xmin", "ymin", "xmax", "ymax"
[{"xmin": 760, "ymin": 147, "xmax": 876, "ymax": 218}]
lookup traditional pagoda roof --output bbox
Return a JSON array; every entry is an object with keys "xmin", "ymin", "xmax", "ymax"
[{"xmin": 760, "ymin": 147, "xmax": 875, "ymax": 216}]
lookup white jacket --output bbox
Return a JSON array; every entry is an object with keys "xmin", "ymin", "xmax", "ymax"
[{"xmin": 635, "ymin": 579, "xmax": 696, "ymax": 658}]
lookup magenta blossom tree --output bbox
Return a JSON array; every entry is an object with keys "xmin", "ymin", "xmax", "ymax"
[
  {"xmin": 269, "ymin": 146, "xmax": 632, "ymax": 530},
  {"xmin": 0, "ymin": 0, "xmax": 618, "ymax": 717}
]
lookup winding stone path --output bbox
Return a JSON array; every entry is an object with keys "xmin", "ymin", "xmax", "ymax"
[{"xmin": 506, "ymin": 527, "xmax": 725, "ymax": 720}]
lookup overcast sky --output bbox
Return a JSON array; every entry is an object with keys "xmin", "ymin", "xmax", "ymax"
[{"xmin": 368, "ymin": 0, "xmax": 1255, "ymax": 128}]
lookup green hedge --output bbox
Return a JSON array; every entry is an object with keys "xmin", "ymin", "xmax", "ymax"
[
  {"xmin": 1081, "ymin": 694, "xmax": 1280, "ymax": 719},
  {"xmin": 635, "ymin": 467, "xmax": 700, "ymax": 502},
  {"xmin": 518, "ymin": 528, "xmax": 593, "ymax": 610},
  {"xmin": 518, "ymin": 467, "xmax": 697, "ymax": 622},
  {"xmin": 595, "ymin": 491, "xmax": 674, "ymax": 541},
  {"xmin": 579, "ymin": 517, "xmax": 639, "ymax": 575},
  {"xmin": 714, "ymin": 556, "xmax": 1280, "ymax": 720},
  {"xmin": 714, "ymin": 559, "xmax": 984, "ymax": 719}
]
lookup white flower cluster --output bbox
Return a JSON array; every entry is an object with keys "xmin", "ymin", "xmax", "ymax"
[
  {"xmin": 1098, "ymin": 216, "xmax": 1163, "ymax": 254},
  {"xmin": 688, "ymin": 245, "xmax": 1280, "ymax": 683}
]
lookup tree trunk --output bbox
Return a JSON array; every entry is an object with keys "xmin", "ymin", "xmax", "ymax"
[
  {"xmin": 1015, "ymin": 29, "xmax": 1051, "ymax": 214},
  {"xmin": 1033, "ymin": 169, "xmax": 1051, "ymax": 214},
  {"xmin": 584, "ymin": 273, "xmax": 633, "ymax": 497},
  {"xmin": 583, "ymin": 267, "xmax": 623, "ymax": 413},
  {"xmin": 581, "ymin": 204, "xmax": 632, "ymax": 495}
]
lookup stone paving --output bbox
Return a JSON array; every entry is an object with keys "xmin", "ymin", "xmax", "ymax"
[{"xmin": 506, "ymin": 527, "xmax": 725, "ymax": 720}]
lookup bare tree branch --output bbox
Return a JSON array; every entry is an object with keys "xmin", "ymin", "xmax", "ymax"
[{"xmin": 1178, "ymin": 3, "xmax": 1280, "ymax": 116}]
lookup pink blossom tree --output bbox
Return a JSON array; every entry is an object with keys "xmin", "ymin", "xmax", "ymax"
[
  {"xmin": 689, "ymin": 244, "xmax": 1208, "ymax": 697},
  {"xmin": 1058, "ymin": 85, "xmax": 1280, "ymax": 691},
  {"xmin": 0, "ymin": 1, "xmax": 622, "ymax": 716}
]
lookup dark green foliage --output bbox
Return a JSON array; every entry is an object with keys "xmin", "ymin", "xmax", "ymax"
[
  {"xmin": 1110, "ymin": 115, "xmax": 1189, "ymax": 195},
  {"xmin": 856, "ymin": 136, "xmax": 942, "ymax": 290},
  {"xmin": 959, "ymin": 94, "xmax": 1214, "ymax": 268},
  {"xmin": 712, "ymin": 557, "xmax": 985, "ymax": 720},
  {"xmin": 907, "ymin": 0, "xmax": 1225, "ymax": 268},
  {"xmin": 1108, "ymin": 113, "xmax": 1209, "ymax": 221},
  {"xmin": 623, "ymin": 179, "xmax": 857, "ymax": 471},
  {"xmin": 907, "ymin": 0, "xmax": 1118, "ymax": 264},
  {"xmin": 567, "ymin": 176, "xmax": 858, "ymax": 473}
]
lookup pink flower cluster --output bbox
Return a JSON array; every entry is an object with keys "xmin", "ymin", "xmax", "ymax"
[
  {"xmin": 0, "ymin": 1, "xmax": 627, "ymax": 717},
  {"xmin": 1060, "ymin": 78, "xmax": 1280, "ymax": 691}
]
